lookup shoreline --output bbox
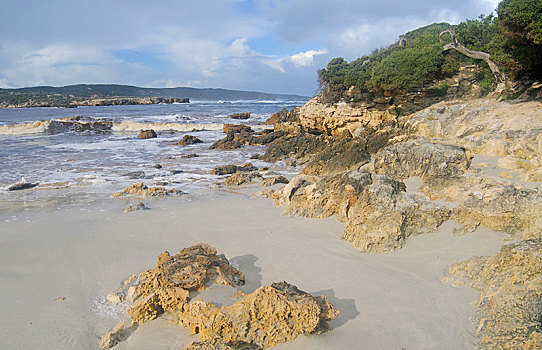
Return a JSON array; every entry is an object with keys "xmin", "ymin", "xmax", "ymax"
[{"xmin": 0, "ymin": 185, "xmax": 505, "ymax": 349}]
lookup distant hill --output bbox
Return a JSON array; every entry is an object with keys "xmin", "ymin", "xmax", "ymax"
[{"xmin": 0, "ymin": 84, "xmax": 308, "ymax": 107}]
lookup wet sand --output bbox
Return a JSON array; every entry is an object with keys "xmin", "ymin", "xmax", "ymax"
[{"xmin": 0, "ymin": 188, "xmax": 505, "ymax": 349}]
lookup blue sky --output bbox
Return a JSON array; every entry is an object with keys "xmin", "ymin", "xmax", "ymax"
[{"xmin": 0, "ymin": 0, "xmax": 500, "ymax": 95}]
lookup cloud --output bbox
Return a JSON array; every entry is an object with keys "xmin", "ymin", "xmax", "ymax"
[{"xmin": 0, "ymin": 0, "xmax": 501, "ymax": 94}]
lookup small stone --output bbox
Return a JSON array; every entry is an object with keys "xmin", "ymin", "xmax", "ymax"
[
  {"xmin": 182, "ymin": 154, "xmax": 199, "ymax": 159},
  {"xmin": 99, "ymin": 321, "xmax": 125, "ymax": 349},
  {"xmin": 137, "ymin": 129, "xmax": 157, "ymax": 139},
  {"xmin": 124, "ymin": 202, "xmax": 150, "ymax": 213}
]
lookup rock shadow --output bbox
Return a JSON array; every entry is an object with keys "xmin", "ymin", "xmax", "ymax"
[
  {"xmin": 230, "ymin": 254, "xmax": 262, "ymax": 294},
  {"xmin": 311, "ymin": 289, "xmax": 359, "ymax": 329}
]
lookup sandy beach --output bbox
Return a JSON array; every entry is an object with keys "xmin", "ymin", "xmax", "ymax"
[{"xmin": 0, "ymin": 184, "xmax": 505, "ymax": 349}]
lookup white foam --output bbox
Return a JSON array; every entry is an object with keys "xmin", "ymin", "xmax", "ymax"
[
  {"xmin": 0, "ymin": 120, "xmax": 51, "ymax": 135},
  {"xmin": 111, "ymin": 121, "xmax": 223, "ymax": 132}
]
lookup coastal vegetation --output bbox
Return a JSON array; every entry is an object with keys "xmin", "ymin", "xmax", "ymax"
[{"xmin": 318, "ymin": 0, "xmax": 542, "ymax": 102}]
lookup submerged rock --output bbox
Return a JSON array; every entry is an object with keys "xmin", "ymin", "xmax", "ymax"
[
  {"xmin": 6, "ymin": 178, "xmax": 39, "ymax": 191},
  {"xmin": 182, "ymin": 153, "xmax": 199, "ymax": 159},
  {"xmin": 176, "ymin": 135, "xmax": 204, "ymax": 145},
  {"xmin": 101, "ymin": 244, "xmax": 337, "ymax": 349},
  {"xmin": 137, "ymin": 129, "xmax": 157, "ymax": 139},
  {"xmin": 111, "ymin": 183, "xmax": 184, "ymax": 197},
  {"xmin": 445, "ymin": 239, "xmax": 542, "ymax": 349},
  {"xmin": 224, "ymin": 172, "xmax": 262, "ymax": 186}
]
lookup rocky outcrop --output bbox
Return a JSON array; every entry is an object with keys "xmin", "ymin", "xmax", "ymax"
[
  {"xmin": 273, "ymin": 171, "xmax": 450, "ymax": 252},
  {"xmin": 176, "ymin": 281, "xmax": 339, "ymax": 349},
  {"xmin": 445, "ymin": 239, "xmax": 542, "ymax": 349},
  {"xmin": 373, "ymin": 140, "xmax": 471, "ymax": 180},
  {"xmin": 137, "ymin": 129, "xmax": 157, "ymax": 139},
  {"xmin": 223, "ymin": 124, "xmax": 252, "ymax": 134},
  {"xmin": 262, "ymin": 108, "xmax": 302, "ymax": 134},
  {"xmin": 176, "ymin": 135, "xmax": 203, "ymax": 145},
  {"xmin": 111, "ymin": 183, "xmax": 184, "ymax": 197},
  {"xmin": 224, "ymin": 172, "xmax": 262, "ymax": 187},
  {"xmin": 229, "ymin": 112, "xmax": 251, "ymax": 120},
  {"xmin": 0, "ymin": 97, "xmax": 189, "ymax": 108},
  {"xmin": 101, "ymin": 244, "xmax": 338, "ymax": 349},
  {"xmin": 298, "ymin": 97, "xmax": 399, "ymax": 137},
  {"xmin": 210, "ymin": 127, "xmax": 284, "ymax": 150},
  {"xmin": 405, "ymin": 99, "xmax": 542, "ymax": 182},
  {"xmin": 211, "ymin": 163, "xmax": 258, "ymax": 176}
]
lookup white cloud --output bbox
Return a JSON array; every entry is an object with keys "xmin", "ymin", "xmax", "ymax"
[{"xmin": 289, "ymin": 49, "xmax": 328, "ymax": 67}]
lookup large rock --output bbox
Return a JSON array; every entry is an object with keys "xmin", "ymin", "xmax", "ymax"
[
  {"xmin": 101, "ymin": 244, "xmax": 338, "ymax": 350},
  {"xmin": 445, "ymin": 239, "xmax": 542, "ymax": 350},
  {"xmin": 373, "ymin": 140, "xmax": 471, "ymax": 180},
  {"xmin": 137, "ymin": 129, "xmax": 157, "ymax": 139},
  {"xmin": 223, "ymin": 124, "xmax": 252, "ymax": 134},
  {"xmin": 111, "ymin": 183, "xmax": 184, "ymax": 197},
  {"xmin": 262, "ymin": 108, "xmax": 302, "ymax": 134},
  {"xmin": 177, "ymin": 281, "xmax": 339, "ymax": 349},
  {"xmin": 273, "ymin": 171, "xmax": 450, "ymax": 252},
  {"xmin": 298, "ymin": 97, "xmax": 399, "ymax": 136}
]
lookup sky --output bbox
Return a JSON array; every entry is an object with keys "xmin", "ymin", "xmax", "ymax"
[{"xmin": 0, "ymin": 0, "xmax": 501, "ymax": 95}]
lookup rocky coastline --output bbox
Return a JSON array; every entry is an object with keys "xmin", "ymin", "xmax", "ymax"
[
  {"xmin": 0, "ymin": 96, "xmax": 189, "ymax": 108},
  {"xmin": 205, "ymin": 88, "xmax": 542, "ymax": 348}
]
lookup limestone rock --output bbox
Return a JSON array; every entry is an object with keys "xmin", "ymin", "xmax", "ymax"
[
  {"xmin": 111, "ymin": 183, "xmax": 184, "ymax": 198},
  {"xmin": 445, "ymin": 239, "xmax": 542, "ymax": 349},
  {"xmin": 212, "ymin": 163, "xmax": 258, "ymax": 176},
  {"xmin": 176, "ymin": 135, "xmax": 204, "ymax": 145},
  {"xmin": 186, "ymin": 341, "xmax": 261, "ymax": 350},
  {"xmin": 228, "ymin": 112, "xmax": 251, "ymax": 120},
  {"xmin": 137, "ymin": 129, "xmax": 157, "ymax": 139},
  {"xmin": 262, "ymin": 108, "xmax": 302, "ymax": 134},
  {"xmin": 261, "ymin": 176, "xmax": 289, "ymax": 187},
  {"xmin": 98, "ymin": 321, "xmax": 126, "ymax": 349},
  {"xmin": 124, "ymin": 201, "xmax": 149, "ymax": 213},
  {"xmin": 373, "ymin": 140, "xmax": 471, "ymax": 180},
  {"xmin": 177, "ymin": 281, "xmax": 339, "ymax": 349},
  {"xmin": 224, "ymin": 172, "xmax": 262, "ymax": 187},
  {"xmin": 127, "ymin": 293, "xmax": 163, "ymax": 323}
]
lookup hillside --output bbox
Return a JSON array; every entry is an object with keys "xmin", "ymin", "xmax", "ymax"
[{"xmin": 0, "ymin": 84, "xmax": 308, "ymax": 108}]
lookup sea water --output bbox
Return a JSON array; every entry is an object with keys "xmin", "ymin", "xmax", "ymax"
[{"xmin": 0, "ymin": 100, "xmax": 306, "ymax": 214}]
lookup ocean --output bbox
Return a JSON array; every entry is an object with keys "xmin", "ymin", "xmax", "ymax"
[{"xmin": 0, "ymin": 100, "xmax": 306, "ymax": 216}]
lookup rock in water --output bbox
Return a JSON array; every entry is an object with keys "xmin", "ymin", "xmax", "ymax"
[
  {"xmin": 211, "ymin": 163, "xmax": 258, "ymax": 175},
  {"xmin": 222, "ymin": 124, "xmax": 252, "ymax": 134},
  {"xmin": 137, "ymin": 129, "xmax": 157, "ymax": 139},
  {"xmin": 228, "ymin": 112, "xmax": 251, "ymax": 120},
  {"xmin": 6, "ymin": 178, "xmax": 39, "ymax": 191},
  {"xmin": 175, "ymin": 135, "xmax": 204, "ymax": 145}
]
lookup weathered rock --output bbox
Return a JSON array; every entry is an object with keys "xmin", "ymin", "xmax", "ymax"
[
  {"xmin": 422, "ymin": 173, "xmax": 542, "ymax": 239},
  {"xmin": 111, "ymin": 183, "xmax": 184, "ymax": 197},
  {"xmin": 186, "ymin": 341, "xmax": 261, "ymax": 350},
  {"xmin": 98, "ymin": 321, "xmax": 126, "ymax": 349},
  {"xmin": 211, "ymin": 163, "xmax": 258, "ymax": 176},
  {"xmin": 262, "ymin": 108, "xmax": 302, "ymax": 134},
  {"xmin": 261, "ymin": 132, "xmax": 328, "ymax": 163},
  {"xmin": 6, "ymin": 178, "xmax": 39, "ymax": 191},
  {"xmin": 273, "ymin": 171, "xmax": 450, "ymax": 252},
  {"xmin": 301, "ymin": 138, "xmax": 370, "ymax": 176},
  {"xmin": 373, "ymin": 140, "xmax": 471, "ymax": 180},
  {"xmin": 176, "ymin": 135, "xmax": 204, "ymax": 145},
  {"xmin": 228, "ymin": 112, "xmax": 251, "ymax": 120},
  {"xmin": 127, "ymin": 293, "xmax": 163, "ymax": 323},
  {"xmin": 177, "ymin": 281, "xmax": 339, "ymax": 349},
  {"xmin": 445, "ymin": 239, "xmax": 542, "ymax": 349},
  {"xmin": 261, "ymin": 176, "xmax": 289, "ymax": 187},
  {"xmin": 299, "ymin": 97, "xmax": 399, "ymax": 136},
  {"xmin": 224, "ymin": 172, "xmax": 262, "ymax": 187},
  {"xmin": 137, "ymin": 129, "xmax": 157, "ymax": 139},
  {"xmin": 223, "ymin": 124, "xmax": 252, "ymax": 134},
  {"xmin": 124, "ymin": 201, "xmax": 150, "ymax": 213},
  {"xmin": 210, "ymin": 131, "xmax": 253, "ymax": 150}
]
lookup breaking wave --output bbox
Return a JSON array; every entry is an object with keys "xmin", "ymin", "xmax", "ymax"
[
  {"xmin": 0, "ymin": 116, "xmax": 223, "ymax": 135},
  {"xmin": 111, "ymin": 120, "xmax": 223, "ymax": 132}
]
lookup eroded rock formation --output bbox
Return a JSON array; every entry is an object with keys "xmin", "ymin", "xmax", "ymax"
[
  {"xmin": 111, "ymin": 183, "xmax": 184, "ymax": 197},
  {"xmin": 137, "ymin": 129, "xmax": 157, "ymax": 139}
]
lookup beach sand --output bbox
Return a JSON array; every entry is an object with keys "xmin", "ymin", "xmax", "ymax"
[{"xmin": 0, "ymin": 187, "xmax": 505, "ymax": 349}]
